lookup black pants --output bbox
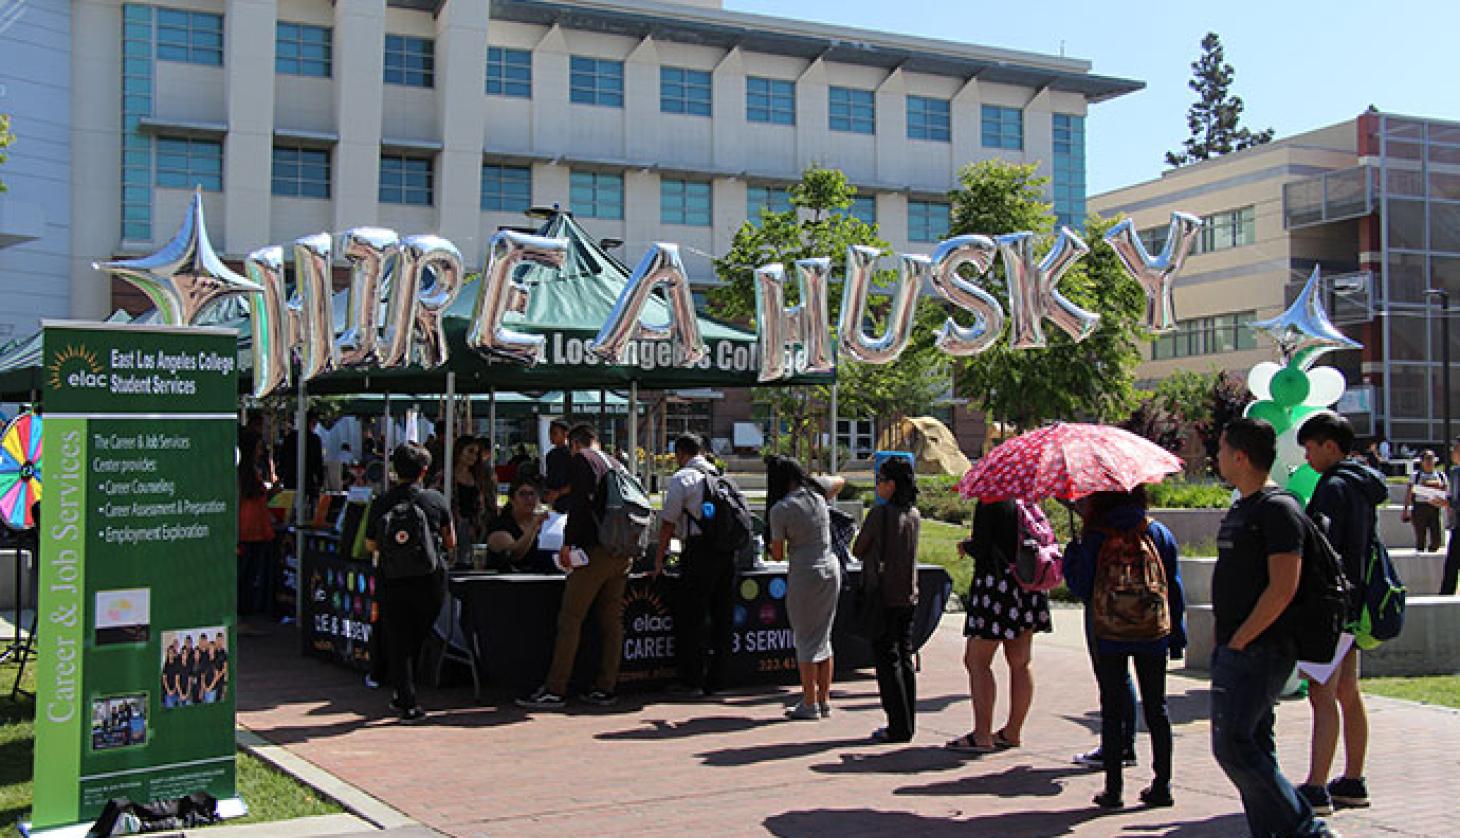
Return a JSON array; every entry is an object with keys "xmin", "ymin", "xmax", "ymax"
[
  {"xmin": 1094, "ymin": 650, "xmax": 1171, "ymax": 796},
  {"xmin": 379, "ymin": 570, "xmax": 446, "ymax": 710},
  {"xmin": 1443, "ymin": 528, "xmax": 1460, "ymax": 595},
  {"xmin": 874, "ymin": 605, "xmax": 917, "ymax": 742},
  {"xmin": 1085, "ymin": 620, "xmax": 1136, "ymax": 756},
  {"xmin": 675, "ymin": 544, "xmax": 736, "ymax": 691},
  {"xmin": 238, "ymin": 540, "xmax": 273, "ymax": 617}
]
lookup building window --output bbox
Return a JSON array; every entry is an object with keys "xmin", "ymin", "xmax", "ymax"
[
  {"xmin": 747, "ymin": 77, "xmax": 795, "ymax": 125},
  {"xmin": 570, "ymin": 56, "xmax": 624, "ymax": 107},
  {"xmin": 747, "ymin": 185, "xmax": 792, "ymax": 223},
  {"xmin": 981, "ymin": 104, "xmax": 1023, "ymax": 150},
  {"xmin": 1138, "ymin": 225, "xmax": 1170, "ymax": 255},
  {"xmin": 842, "ymin": 195, "xmax": 877, "ymax": 225},
  {"xmin": 122, "ymin": 4, "xmax": 155, "ymax": 241},
  {"xmin": 1150, "ymin": 310, "xmax": 1258, "ymax": 360},
  {"xmin": 384, "ymin": 35, "xmax": 434, "ymax": 87},
  {"xmin": 908, "ymin": 200, "xmax": 950, "ymax": 243},
  {"xmin": 836, "ymin": 418, "xmax": 877, "ymax": 460},
  {"xmin": 1198, "ymin": 206, "xmax": 1257, "ymax": 253},
  {"xmin": 661, "ymin": 179, "xmax": 711, "ymax": 226},
  {"xmin": 276, "ymin": 22, "xmax": 331, "ymax": 77},
  {"xmin": 271, "ymin": 146, "xmax": 330, "ymax": 198},
  {"xmin": 155, "ymin": 8, "xmax": 222, "ymax": 65},
  {"xmin": 481, "ymin": 163, "xmax": 532, "ymax": 212},
  {"xmin": 486, "ymin": 46, "xmax": 530, "ymax": 97},
  {"xmin": 155, "ymin": 137, "xmax": 221, "ymax": 191},
  {"xmin": 907, "ymin": 95, "xmax": 950, "ymax": 142},
  {"xmin": 379, "ymin": 154, "xmax": 433, "ymax": 205},
  {"xmin": 1052, "ymin": 114, "xmax": 1086, "ymax": 229},
  {"xmin": 829, "ymin": 86, "xmax": 875, "ymax": 134},
  {"xmin": 570, "ymin": 171, "xmax": 623, "ymax": 219},
  {"xmin": 661, "ymin": 66, "xmax": 711, "ymax": 116}
]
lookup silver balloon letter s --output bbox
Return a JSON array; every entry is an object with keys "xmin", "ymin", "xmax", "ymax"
[
  {"xmin": 997, "ymin": 228, "xmax": 1098, "ymax": 349},
  {"xmin": 837, "ymin": 246, "xmax": 925, "ymax": 364},
  {"xmin": 1103, "ymin": 212, "xmax": 1201, "ymax": 334},
  {"xmin": 590, "ymin": 243, "xmax": 707, "ymax": 367},
  {"xmin": 754, "ymin": 258, "xmax": 833, "ymax": 383},
  {"xmin": 929, "ymin": 234, "xmax": 1004, "ymax": 356},
  {"xmin": 468, "ymin": 230, "xmax": 568, "ymax": 364}
]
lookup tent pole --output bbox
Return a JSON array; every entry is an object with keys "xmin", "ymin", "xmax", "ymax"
[
  {"xmin": 444, "ymin": 372, "xmax": 456, "ymax": 516},
  {"xmin": 830, "ymin": 383, "xmax": 839, "ymax": 473},
  {"xmin": 382, "ymin": 392, "xmax": 392, "ymax": 492},
  {"xmin": 629, "ymin": 380, "xmax": 639, "ymax": 481},
  {"xmin": 488, "ymin": 388, "xmax": 497, "ymax": 467},
  {"xmin": 294, "ymin": 384, "xmax": 307, "ymax": 627},
  {"xmin": 599, "ymin": 388, "xmax": 608, "ymax": 447}
]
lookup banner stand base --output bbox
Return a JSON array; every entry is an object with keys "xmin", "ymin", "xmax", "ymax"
[{"xmin": 20, "ymin": 797, "xmax": 248, "ymax": 837}]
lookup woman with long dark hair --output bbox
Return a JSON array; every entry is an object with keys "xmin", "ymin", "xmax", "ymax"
[
  {"xmin": 1063, "ymin": 486, "xmax": 1186, "ymax": 809},
  {"xmin": 450, "ymin": 435, "xmax": 488, "ymax": 566},
  {"xmin": 852, "ymin": 457, "xmax": 921, "ymax": 743},
  {"xmin": 765, "ymin": 455, "xmax": 845, "ymax": 720}
]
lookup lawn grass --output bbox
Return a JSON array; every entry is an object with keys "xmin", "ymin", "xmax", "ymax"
[
  {"xmin": 919, "ymin": 518, "xmax": 972, "ymax": 597},
  {"xmin": 0, "ymin": 656, "xmax": 339, "ymax": 834},
  {"xmin": 1362, "ymin": 675, "xmax": 1460, "ymax": 709}
]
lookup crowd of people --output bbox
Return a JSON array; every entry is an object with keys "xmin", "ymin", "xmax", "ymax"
[{"xmin": 239, "ymin": 404, "xmax": 1417, "ymax": 835}]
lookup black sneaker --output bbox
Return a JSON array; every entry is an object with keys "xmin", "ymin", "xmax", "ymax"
[
  {"xmin": 399, "ymin": 706, "xmax": 427, "ymax": 723},
  {"xmin": 388, "ymin": 694, "xmax": 405, "ymax": 714},
  {"xmin": 1327, "ymin": 776, "xmax": 1369, "ymax": 809},
  {"xmin": 1073, "ymin": 746, "xmax": 1137, "ymax": 769},
  {"xmin": 516, "ymin": 686, "xmax": 566, "ymax": 709},
  {"xmin": 1139, "ymin": 784, "xmax": 1174, "ymax": 808},
  {"xmin": 580, "ymin": 688, "xmax": 618, "ymax": 707},
  {"xmin": 1297, "ymin": 783, "xmax": 1334, "ymax": 816}
]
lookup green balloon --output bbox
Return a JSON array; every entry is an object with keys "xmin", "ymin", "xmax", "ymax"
[
  {"xmin": 1287, "ymin": 464, "xmax": 1321, "ymax": 505},
  {"xmin": 1270, "ymin": 365, "xmax": 1312, "ymax": 407},
  {"xmin": 1246, "ymin": 400, "xmax": 1292, "ymax": 433}
]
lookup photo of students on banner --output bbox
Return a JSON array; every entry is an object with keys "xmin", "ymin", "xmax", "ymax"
[
  {"xmin": 90, "ymin": 695, "xmax": 148, "ymax": 751},
  {"xmin": 160, "ymin": 627, "xmax": 229, "ymax": 708}
]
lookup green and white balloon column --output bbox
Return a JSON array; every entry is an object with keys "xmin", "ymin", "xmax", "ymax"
[{"xmin": 1244, "ymin": 267, "xmax": 1362, "ymax": 504}]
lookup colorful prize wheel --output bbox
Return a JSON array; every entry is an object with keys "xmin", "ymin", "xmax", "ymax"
[{"xmin": 0, "ymin": 411, "xmax": 42, "ymax": 530}]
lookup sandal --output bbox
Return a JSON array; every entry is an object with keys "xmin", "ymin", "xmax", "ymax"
[
  {"xmin": 993, "ymin": 730, "xmax": 1021, "ymax": 750},
  {"xmin": 945, "ymin": 733, "xmax": 995, "ymax": 753}
]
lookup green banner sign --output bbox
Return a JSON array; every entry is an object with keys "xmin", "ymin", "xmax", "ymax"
[{"xmin": 31, "ymin": 323, "xmax": 239, "ymax": 833}]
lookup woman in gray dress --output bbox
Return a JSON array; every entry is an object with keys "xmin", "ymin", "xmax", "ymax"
[{"xmin": 766, "ymin": 456, "xmax": 846, "ymax": 720}]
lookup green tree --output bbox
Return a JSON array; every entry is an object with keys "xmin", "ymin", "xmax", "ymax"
[
  {"xmin": 948, "ymin": 161, "xmax": 1148, "ymax": 430},
  {"xmin": 1165, "ymin": 33, "xmax": 1274, "ymax": 167},
  {"xmin": 0, "ymin": 114, "xmax": 14, "ymax": 193},
  {"xmin": 711, "ymin": 166, "xmax": 950, "ymax": 464}
]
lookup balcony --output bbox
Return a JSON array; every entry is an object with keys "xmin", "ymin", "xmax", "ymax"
[{"xmin": 1283, "ymin": 166, "xmax": 1375, "ymax": 229}]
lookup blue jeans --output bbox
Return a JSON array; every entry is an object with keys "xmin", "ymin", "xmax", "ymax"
[{"xmin": 1210, "ymin": 641, "xmax": 1331, "ymax": 837}]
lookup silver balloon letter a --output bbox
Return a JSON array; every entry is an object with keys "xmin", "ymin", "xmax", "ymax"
[
  {"xmin": 467, "ymin": 230, "xmax": 568, "ymax": 364},
  {"xmin": 997, "ymin": 228, "xmax": 1098, "ymax": 349},
  {"xmin": 590, "ymin": 243, "xmax": 707, "ymax": 367},
  {"xmin": 929, "ymin": 235, "xmax": 1004, "ymax": 356},
  {"xmin": 754, "ymin": 258, "xmax": 833, "ymax": 383},
  {"xmin": 1103, "ymin": 212, "xmax": 1202, "ymax": 334},
  {"xmin": 837, "ymin": 245, "xmax": 925, "ymax": 364}
]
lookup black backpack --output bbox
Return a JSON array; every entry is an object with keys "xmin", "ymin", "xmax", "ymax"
[
  {"xmin": 1273, "ymin": 491, "xmax": 1354, "ymax": 663},
  {"xmin": 377, "ymin": 489, "xmax": 441, "ymax": 579},
  {"xmin": 689, "ymin": 464, "xmax": 754, "ymax": 553}
]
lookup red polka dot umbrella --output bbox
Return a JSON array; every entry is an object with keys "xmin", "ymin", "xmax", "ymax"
[{"xmin": 957, "ymin": 422, "xmax": 1184, "ymax": 502}]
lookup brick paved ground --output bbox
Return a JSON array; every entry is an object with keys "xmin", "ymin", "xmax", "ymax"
[{"xmin": 237, "ymin": 608, "xmax": 1459, "ymax": 837}]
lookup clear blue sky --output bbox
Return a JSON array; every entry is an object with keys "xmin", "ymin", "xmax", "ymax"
[{"xmin": 728, "ymin": 0, "xmax": 1460, "ymax": 196}]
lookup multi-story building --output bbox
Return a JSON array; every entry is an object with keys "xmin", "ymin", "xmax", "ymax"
[
  {"xmin": 5, "ymin": 0, "xmax": 1140, "ymax": 449},
  {"xmin": 1093, "ymin": 111, "xmax": 1460, "ymax": 447}
]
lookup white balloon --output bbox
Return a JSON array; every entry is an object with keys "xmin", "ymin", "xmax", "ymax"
[
  {"xmin": 1247, "ymin": 362, "xmax": 1282, "ymax": 402},
  {"xmin": 1303, "ymin": 366, "xmax": 1347, "ymax": 407}
]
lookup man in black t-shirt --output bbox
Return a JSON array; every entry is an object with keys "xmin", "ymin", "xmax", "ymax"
[
  {"xmin": 365, "ymin": 442, "xmax": 456, "ymax": 722},
  {"xmin": 212, "ymin": 631, "xmax": 230, "ymax": 702},
  {"xmin": 543, "ymin": 420, "xmax": 573, "ymax": 514},
  {"xmin": 1211, "ymin": 418, "xmax": 1335, "ymax": 838}
]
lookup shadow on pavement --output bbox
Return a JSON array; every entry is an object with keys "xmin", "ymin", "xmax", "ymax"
[
  {"xmin": 1060, "ymin": 686, "xmax": 1214, "ymax": 737},
  {"xmin": 808, "ymin": 745, "xmax": 972, "ymax": 775},
  {"xmin": 894, "ymin": 764, "xmax": 1089, "ymax": 798},
  {"xmin": 1120, "ymin": 812, "xmax": 1249, "ymax": 836},
  {"xmin": 596, "ymin": 715, "xmax": 784, "ymax": 740},
  {"xmin": 696, "ymin": 737, "xmax": 871, "ymax": 767},
  {"xmin": 763, "ymin": 806, "xmax": 1113, "ymax": 837}
]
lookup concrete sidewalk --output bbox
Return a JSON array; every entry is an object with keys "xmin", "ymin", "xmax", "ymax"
[{"xmin": 234, "ymin": 608, "xmax": 1458, "ymax": 837}]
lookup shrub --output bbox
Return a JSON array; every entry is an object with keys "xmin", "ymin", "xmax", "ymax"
[{"xmin": 1146, "ymin": 480, "xmax": 1232, "ymax": 509}]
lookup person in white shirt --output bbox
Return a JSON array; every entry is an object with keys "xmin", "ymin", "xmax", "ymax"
[{"xmin": 655, "ymin": 434, "xmax": 734, "ymax": 695}]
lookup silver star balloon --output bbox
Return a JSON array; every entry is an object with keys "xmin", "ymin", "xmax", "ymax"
[
  {"xmin": 94, "ymin": 189, "xmax": 261, "ymax": 326},
  {"xmin": 1248, "ymin": 266, "xmax": 1362, "ymax": 370}
]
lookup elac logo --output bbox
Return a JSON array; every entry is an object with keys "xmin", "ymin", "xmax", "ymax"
[{"xmin": 47, "ymin": 344, "xmax": 106, "ymax": 391}]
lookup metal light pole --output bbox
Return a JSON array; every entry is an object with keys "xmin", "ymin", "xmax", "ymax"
[{"xmin": 1427, "ymin": 288, "xmax": 1452, "ymax": 447}]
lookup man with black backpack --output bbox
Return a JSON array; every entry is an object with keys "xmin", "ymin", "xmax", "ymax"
[
  {"xmin": 519, "ymin": 423, "xmax": 631, "ymax": 709},
  {"xmin": 655, "ymin": 434, "xmax": 750, "ymax": 695},
  {"xmin": 1295, "ymin": 413, "xmax": 1387, "ymax": 814},
  {"xmin": 1211, "ymin": 418, "xmax": 1338, "ymax": 838},
  {"xmin": 365, "ymin": 443, "xmax": 455, "ymax": 723}
]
